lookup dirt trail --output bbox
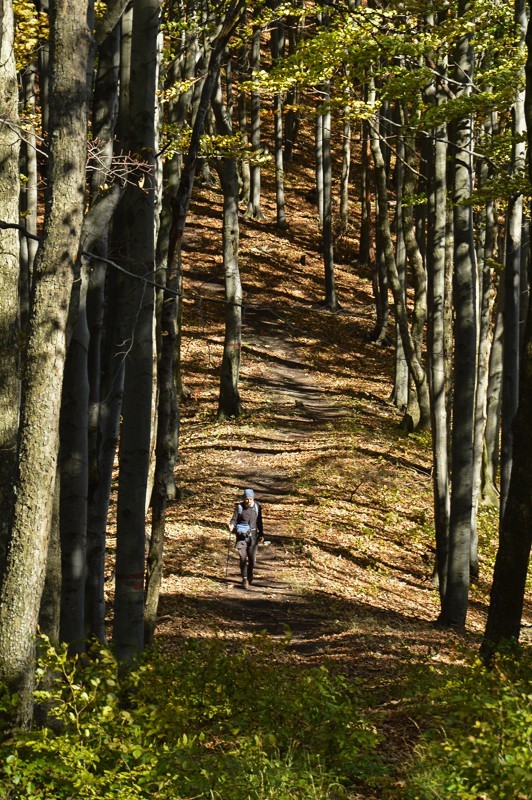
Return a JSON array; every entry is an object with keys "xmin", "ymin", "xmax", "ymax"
[
  {"xmin": 195, "ymin": 310, "xmax": 354, "ymax": 643},
  {"xmin": 159, "ymin": 304, "xmax": 467, "ymax": 684}
]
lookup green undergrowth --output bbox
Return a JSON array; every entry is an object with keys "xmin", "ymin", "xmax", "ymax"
[
  {"xmin": 400, "ymin": 646, "xmax": 532, "ymax": 800},
  {"xmin": 0, "ymin": 635, "xmax": 384, "ymax": 800},
  {"xmin": 1, "ymin": 638, "xmax": 531, "ymax": 799}
]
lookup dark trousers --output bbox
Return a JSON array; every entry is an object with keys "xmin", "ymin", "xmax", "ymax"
[{"xmin": 235, "ymin": 534, "xmax": 259, "ymax": 581}]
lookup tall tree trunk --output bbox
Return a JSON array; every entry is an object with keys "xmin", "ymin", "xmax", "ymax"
[
  {"xmin": 366, "ymin": 113, "xmax": 389, "ymax": 346},
  {"xmin": 145, "ymin": 6, "xmax": 244, "ymax": 640},
  {"xmin": 271, "ymin": 17, "xmax": 287, "ymax": 230},
  {"xmin": 402, "ymin": 130, "xmax": 429, "ymax": 430},
  {"xmin": 237, "ymin": 42, "xmax": 251, "ymax": 205},
  {"xmin": 59, "ymin": 266, "xmax": 90, "ymax": 653},
  {"xmin": 481, "ymin": 295, "xmax": 532, "ymax": 656},
  {"xmin": 392, "ymin": 128, "xmax": 408, "ymax": 411},
  {"xmin": 145, "ymin": 41, "xmax": 228, "ymax": 643},
  {"xmin": 38, "ymin": 478, "xmax": 61, "ymax": 644},
  {"xmin": 0, "ymin": 0, "xmax": 21, "ymax": 574},
  {"xmin": 321, "ymin": 83, "xmax": 337, "ymax": 311},
  {"xmin": 283, "ymin": 14, "xmax": 301, "ymax": 162},
  {"xmin": 113, "ymin": 0, "xmax": 160, "ymax": 664},
  {"xmin": 480, "ymin": 0, "xmax": 532, "ymax": 662},
  {"xmin": 339, "ymin": 99, "xmax": 352, "ymax": 235},
  {"xmin": 315, "ymin": 99, "xmax": 324, "ymax": 227},
  {"xmin": 470, "ymin": 116, "xmax": 497, "ymax": 572},
  {"xmin": 213, "ymin": 77, "xmax": 243, "ymax": 421},
  {"xmin": 500, "ymin": 0, "xmax": 527, "ymax": 520},
  {"xmin": 359, "ymin": 118, "xmax": 373, "ymax": 271},
  {"xmin": 245, "ymin": 23, "xmax": 263, "ymax": 220},
  {"xmin": 369, "ymin": 96, "xmax": 431, "ymax": 428},
  {"xmin": 36, "ymin": 0, "xmax": 50, "ymax": 135},
  {"xmin": 443, "ymin": 5, "xmax": 476, "ymax": 628},
  {"xmin": 482, "ymin": 279, "xmax": 503, "ymax": 503},
  {"xmin": 60, "ymin": 19, "xmax": 122, "ymax": 650},
  {"xmin": 86, "ymin": 269, "xmax": 125, "ymax": 643},
  {"xmin": 427, "ymin": 110, "xmax": 450, "ymax": 600},
  {"xmin": 0, "ymin": 0, "xmax": 92, "ymax": 722},
  {"xmin": 84, "ymin": 23, "xmax": 122, "ymax": 642},
  {"xmin": 19, "ymin": 65, "xmax": 39, "ymax": 332}
]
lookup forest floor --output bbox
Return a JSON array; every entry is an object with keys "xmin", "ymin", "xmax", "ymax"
[{"xmin": 117, "ymin": 149, "xmax": 531, "ymax": 795}]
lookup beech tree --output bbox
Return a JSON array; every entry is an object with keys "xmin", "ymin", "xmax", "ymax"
[
  {"xmin": 0, "ymin": 0, "xmax": 92, "ymax": 720},
  {"xmin": 481, "ymin": 4, "xmax": 532, "ymax": 658},
  {"xmin": 0, "ymin": 0, "xmax": 21, "ymax": 572},
  {"xmin": 1, "ymin": 0, "xmax": 531, "ymax": 717}
]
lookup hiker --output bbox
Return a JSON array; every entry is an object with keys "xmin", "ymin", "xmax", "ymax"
[{"xmin": 228, "ymin": 489, "xmax": 264, "ymax": 589}]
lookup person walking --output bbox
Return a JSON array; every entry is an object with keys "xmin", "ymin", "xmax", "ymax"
[{"xmin": 228, "ymin": 489, "xmax": 264, "ymax": 589}]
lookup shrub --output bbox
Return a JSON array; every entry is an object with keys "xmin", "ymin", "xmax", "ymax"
[
  {"xmin": 405, "ymin": 648, "xmax": 532, "ymax": 800},
  {"xmin": 0, "ymin": 635, "xmax": 384, "ymax": 800}
]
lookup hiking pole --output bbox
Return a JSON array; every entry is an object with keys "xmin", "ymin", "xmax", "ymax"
[{"xmin": 224, "ymin": 528, "xmax": 233, "ymax": 580}]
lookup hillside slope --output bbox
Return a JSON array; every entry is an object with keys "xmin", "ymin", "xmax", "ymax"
[{"xmin": 135, "ymin": 149, "xmax": 531, "ymax": 794}]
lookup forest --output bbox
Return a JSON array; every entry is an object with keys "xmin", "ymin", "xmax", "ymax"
[{"xmin": 0, "ymin": 0, "xmax": 531, "ymax": 797}]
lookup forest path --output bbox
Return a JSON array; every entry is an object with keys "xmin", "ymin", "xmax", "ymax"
[
  {"xmin": 215, "ymin": 307, "xmax": 352, "ymax": 643},
  {"xmin": 160, "ymin": 299, "xmax": 457, "ymax": 683}
]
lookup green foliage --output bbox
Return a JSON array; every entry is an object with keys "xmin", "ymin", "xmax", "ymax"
[
  {"xmin": 0, "ymin": 636, "xmax": 383, "ymax": 799},
  {"xmin": 404, "ymin": 650, "xmax": 532, "ymax": 800}
]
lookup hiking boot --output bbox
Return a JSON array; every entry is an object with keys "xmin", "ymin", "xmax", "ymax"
[
  {"xmin": 248, "ymin": 575, "xmax": 253, "ymax": 585},
  {"xmin": 242, "ymin": 577, "xmax": 249, "ymax": 590}
]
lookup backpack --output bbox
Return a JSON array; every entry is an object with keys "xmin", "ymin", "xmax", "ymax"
[{"xmin": 235, "ymin": 501, "xmax": 260, "ymax": 537}]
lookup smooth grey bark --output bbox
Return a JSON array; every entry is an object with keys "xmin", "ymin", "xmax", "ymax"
[
  {"xmin": 373, "ymin": 226, "xmax": 390, "ymax": 345},
  {"xmin": 216, "ymin": 170, "xmax": 243, "ymax": 420},
  {"xmin": 213, "ymin": 78, "xmax": 243, "ymax": 420},
  {"xmin": 245, "ymin": 24, "xmax": 263, "ymax": 220},
  {"xmin": 392, "ymin": 130, "xmax": 408, "ymax": 411},
  {"xmin": 113, "ymin": 0, "xmax": 160, "ymax": 664},
  {"xmin": 271, "ymin": 17, "xmax": 287, "ymax": 230},
  {"xmin": 365, "ymin": 113, "xmax": 389, "ymax": 346},
  {"xmin": 520, "ymin": 220, "xmax": 530, "ymax": 333},
  {"xmin": 59, "ymin": 265, "xmax": 90, "ymax": 653},
  {"xmin": 427, "ymin": 113, "xmax": 450, "ymax": 600},
  {"xmin": 483, "ymin": 279, "xmax": 503, "ymax": 503},
  {"xmin": 238, "ymin": 84, "xmax": 251, "ymax": 205},
  {"xmin": 0, "ymin": 0, "xmax": 21, "ymax": 575},
  {"xmin": 470, "ymin": 117, "xmax": 497, "ymax": 572},
  {"xmin": 443, "ymin": 6, "xmax": 476, "ymax": 628},
  {"xmin": 500, "ymin": 0, "xmax": 527, "ymax": 520},
  {"xmin": 86, "ymin": 266, "xmax": 125, "ymax": 643},
  {"xmin": 320, "ymin": 83, "xmax": 337, "ymax": 311},
  {"xmin": 369, "ymin": 101, "xmax": 431, "ymax": 427},
  {"xmin": 339, "ymin": 100, "xmax": 352, "ymax": 235},
  {"xmin": 84, "ymin": 24, "xmax": 122, "ymax": 641},
  {"xmin": 59, "ymin": 191, "xmax": 123, "ymax": 651},
  {"xmin": 283, "ymin": 15, "xmax": 301, "ymax": 162},
  {"xmin": 315, "ymin": 100, "xmax": 324, "ymax": 227},
  {"xmin": 61, "ymin": 155, "xmax": 123, "ymax": 652},
  {"xmin": 0, "ymin": 0, "xmax": 92, "ymax": 720},
  {"xmin": 402, "ymin": 131, "xmax": 429, "ymax": 430},
  {"xmin": 359, "ymin": 119, "xmax": 373, "ymax": 272},
  {"xmin": 236, "ymin": 36, "xmax": 250, "ymax": 204}
]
